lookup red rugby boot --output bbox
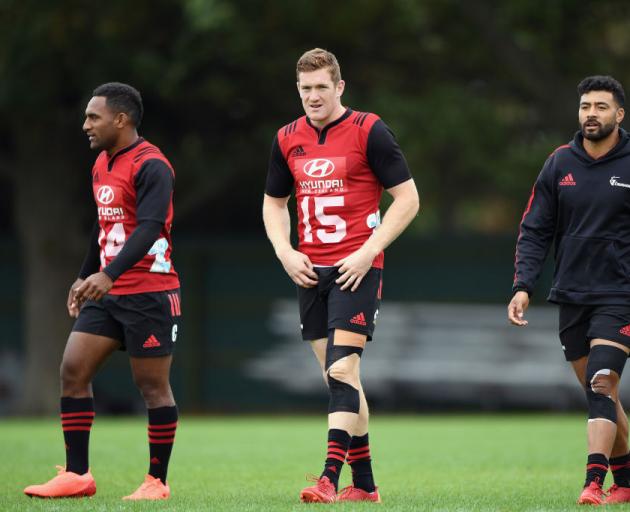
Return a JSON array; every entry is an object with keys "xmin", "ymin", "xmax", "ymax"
[
  {"xmin": 299, "ymin": 475, "xmax": 337, "ymax": 503},
  {"xmin": 123, "ymin": 474, "xmax": 170, "ymax": 500},
  {"xmin": 24, "ymin": 466, "xmax": 96, "ymax": 498},
  {"xmin": 337, "ymin": 485, "xmax": 381, "ymax": 503},
  {"xmin": 577, "ymin": 481, "xmax": 606, "ymax": 505},
  {"xmin": 606, "ymin": 484, "xmax": 630, "ymax": 504}
]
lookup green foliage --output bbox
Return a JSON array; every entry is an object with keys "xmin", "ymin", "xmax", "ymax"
[
  {"xmin": 0, "ymin": 415, "xmax": 599, "ymax": 510},
  {"xmin": 3, "ymin": 0, "xmax": 630, "ymax": 231}
]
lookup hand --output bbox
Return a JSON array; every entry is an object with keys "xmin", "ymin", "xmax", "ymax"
[
  {"xmin": 67, "ymin": 278, "xmax": 84, "ymax": 318},
  {"xmin": 508, "ymin": 291, "xmax": 530, "ymax": 326},
  {"xmin": 73, "ymin": 272, "xmax": 114, "ymax": 305},
  {"xmin": 334, "ymin": 246, "xmax": 378, "ymax": 292},
  {"xmin": 278, "ymin": 248, "xmax": 318, "ymax": 288}
]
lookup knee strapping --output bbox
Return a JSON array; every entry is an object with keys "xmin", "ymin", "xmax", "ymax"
[
  {"xmin": 586, "ymin": 345, "xmax": 627, "ymax": 423},
  {"xmin": 326, "ymin": 332, "xmax": 363, "ymax": 414}
]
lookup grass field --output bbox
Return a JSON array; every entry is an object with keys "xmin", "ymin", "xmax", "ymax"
[{"xmin": 0, "ymin": 414, "xmax": 622, "ymax": 511}]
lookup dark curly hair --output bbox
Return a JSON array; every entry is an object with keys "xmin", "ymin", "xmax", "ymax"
[
  {"xmin": 577, "ymin": 75, "xmax": 625, "ymax": 107},
  {"xmin": 92, "ymin": 82, "xmax": 143, "ymax": 127}
]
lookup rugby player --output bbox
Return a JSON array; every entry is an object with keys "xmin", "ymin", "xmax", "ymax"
[
  {"xmin": 24, "ymin": 83, "xmax": 180, "ymax": 501},
  {"xmin": 509, "ymin": 76, "xmax": 630, "ymax": 505},
  {"xmin": 263, "ymin": 48, "xmax": 419, "ymax": 503}
]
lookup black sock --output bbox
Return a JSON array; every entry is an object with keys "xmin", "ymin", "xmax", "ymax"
[
  {"xmin": 347, "ymin": 433, "xmax": 375, "ymax": 492},
  {"xmin": 610, "ymin": 452, "xmax": 630, "ymax": 487},
  {"xmin": 585, "ymin": 453, "xmax": 608, "ymax": 487},
  {"xmin": 321, "ymin": 429, "xmax": 351, "ymax": 490},
  {"xmin": 60, "ymin": 397, "xmax": 94, "ymax": 475},
  {"xmin": 148, "ymin": 406, "xmax": 178, "ymax": 483}
]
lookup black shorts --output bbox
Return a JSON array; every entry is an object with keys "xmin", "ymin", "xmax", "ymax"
[
  {"xmin": 558, "ymin": 303, "xmax": 630, "ymax": 361},
  {"xmin": 298, "ymin": 267, "xmax": 382, "ymax": 341},
  {"xmin": 72, "ymin": 288, "xmax": 182, "ymax": 358}
]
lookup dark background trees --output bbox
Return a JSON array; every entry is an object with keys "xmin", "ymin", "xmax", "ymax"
[{"xmin": 2, "ymin": 0, "xmax": 630, "ymax": 412}]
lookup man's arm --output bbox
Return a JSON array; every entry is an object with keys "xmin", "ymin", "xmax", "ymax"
[
  {"xmin": 334, "ymin": 179, "xmax": 419, "ymax": 290},
  {"xmin": 262, "ymin": 194, "xmax": 318, "ymax": 288},
  {"xmin": 74, "ymin": 159, "xmax": 173, "ymax": 304},
  {"xmin": 68, "ymin": 220, "xmax": 101, "ymax": 317},
  {"xmin": 335, "ymin": 119, "xmax": 420, "ymax": 291},
  {"xmin": 263, "ymin": 134, "xmax": 318, "ymax": 288},
  {"xmin": 508, "ymin": 157, "xmax": 557, "ymax": 326}
]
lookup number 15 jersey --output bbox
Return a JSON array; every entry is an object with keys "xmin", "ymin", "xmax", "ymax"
[{"xmin": 265, "ymin": 108, "xmax": 412, "ymax": 269}]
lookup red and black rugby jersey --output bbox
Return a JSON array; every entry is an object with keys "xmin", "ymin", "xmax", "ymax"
[
  {"xmin": 91, "ymin": 138, "xmax": 179, "ymax": 294},
  {"xmin": 265, "ymin": 108, "xmax": 412, "ymax": 269}
]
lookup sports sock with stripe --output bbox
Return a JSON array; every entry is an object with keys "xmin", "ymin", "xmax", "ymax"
[
  {"xmin": 321, "ymin": 428, "xmax": 351, "ymax": 490},
  {"xmin": 61, "ymin": 396, "xmax": 94, "ymax": 475},
  {"xmin": 347, "ymin": 433, "xmax": 376, "ymax": 492},
  {"xmin": 147, "ymin": 406, "xmax": 178, "ymax": 483},
  {"xmin": 610, "ymin": 452, "xmax": 630, "ymax": 487},
  {"xmin": 585, "ymin": 453, "xmax": 608, "ymax": 487}
]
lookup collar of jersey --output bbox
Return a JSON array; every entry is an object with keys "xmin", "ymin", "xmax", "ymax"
[
  {"xmin": 106, "ymin": 137, "xmax": 145, "ymax": 171},
  {"xmin": 306, "ymin": 108, "xmax": 353, "ymax": 133}
]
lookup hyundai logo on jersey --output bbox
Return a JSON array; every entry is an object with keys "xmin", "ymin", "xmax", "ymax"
[
  {"xmin": 97, "ymin": 185, "xmax": 115, "ymax": 205},
  {"xmin": 303, "ymin": 158, "xmax": 335, "ymax": 178}
]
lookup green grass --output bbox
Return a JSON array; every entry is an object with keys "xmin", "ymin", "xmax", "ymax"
[{"xmin": 0, "ymin": 414, "xmax": 624, "ymax": 511}]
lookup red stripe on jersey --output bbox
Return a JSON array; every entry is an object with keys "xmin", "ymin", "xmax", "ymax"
[
  {"xmin": 513, "ymin": 184, "xmax": 536, "ymax": 285},
  {"xmin": 63, "ymin": 426, "xmax": 93, "ymax": 432},
  {"xmin": 549, "ymin": 144, "xmax": 571, "ymax": 157},
  {"xmin": 174, "ymin": 294, "xmax": 181, "ymax": 315},
  {"xmin": 326, "ymin": 453, "xmax": 346, "ymax": 463},
  {"xmin": 327, "ymin": 447, "xmax": 347, "ymax": 456}
]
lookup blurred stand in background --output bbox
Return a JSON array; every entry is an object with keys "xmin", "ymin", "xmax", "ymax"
[{"xmin": 0, "ymin": 235, "xmax": 592, "ymax": 415}]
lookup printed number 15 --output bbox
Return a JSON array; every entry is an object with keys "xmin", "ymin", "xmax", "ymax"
[{"xmin": 300, "ymin": 196, "xmax": 347, "ymax": 243}]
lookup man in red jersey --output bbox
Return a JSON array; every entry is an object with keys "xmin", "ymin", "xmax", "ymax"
[
  {"xmin": 24, "ymin": 83, "xmax": 180, "ymax": 501},
  {"xmin": 263, "ymin": 48, "xmax": 419, "ymax": 503}
]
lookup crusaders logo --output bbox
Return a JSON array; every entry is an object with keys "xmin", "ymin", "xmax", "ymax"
[
  {"xmin": 96, "ymin": 186, "xmax": 115, "ymax": 205},
  {"xmin": 303, "ymin": 159, "xmax": 335, "ymax": 178}
]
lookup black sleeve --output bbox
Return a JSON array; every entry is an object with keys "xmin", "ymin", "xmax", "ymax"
[
  {"xmin": 102, "ymin": 220, "xmax": 163, "ymax": 281},
  {"xmin": 366, "ymin": 120, "xmax": 412, "ymax": 189},
  {"xmin": 135, "ymin": 159, "xmax": 174, "ymax": 223},
  {"xmin": 102, "ymin": 159, "xmax": 173, "ymax": 281},
  {"xmin": 265, "ymin": 135, "xmax": 294, "ymax": 197},
  {"xmin": 78, "ymin": 220, "xmax": 101, "ymax": 279},
  {"xmin": 512, "ymin": 157, "xmax": 558, "ymax": 295}
]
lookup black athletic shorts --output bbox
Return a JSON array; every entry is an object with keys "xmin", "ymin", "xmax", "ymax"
[
  {"xmin": 298, "ymin": 267, "xmax": 382, "ymax": 341},
  {"xmin": 558, "ymin": 303, "xmax": 630, "ymax": 361},
  {"xmin": 72, "ymin": 288, "xmax": 182, "ymax": 358}
]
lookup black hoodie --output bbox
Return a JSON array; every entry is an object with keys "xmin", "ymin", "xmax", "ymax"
[{"xmin": 513, "ymin": 128, "xmax": 630, "ymax": 304}]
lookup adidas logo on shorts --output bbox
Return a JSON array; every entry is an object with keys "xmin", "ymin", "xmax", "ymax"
[
  {"xmin": 350, "ymin": 312, "xmax": 367, "ymax": 326},
  {"xmin": 143, "ymin": 335, "xmax": 161, "ymax": 348}
]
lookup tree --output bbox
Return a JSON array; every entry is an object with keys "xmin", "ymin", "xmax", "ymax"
[{"xmin": 3, "ymin": 0, "xmax": 630, "ymax": 412}]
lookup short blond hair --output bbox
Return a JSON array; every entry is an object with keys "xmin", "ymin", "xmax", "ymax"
[{"xmin": 296, "ymin": 48, "xmax": 342, "ymax": 83}]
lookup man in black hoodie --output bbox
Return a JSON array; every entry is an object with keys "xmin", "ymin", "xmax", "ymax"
[{"xmin": 509, "ymin": 75, "xmax": 630, "ymax": 505}]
